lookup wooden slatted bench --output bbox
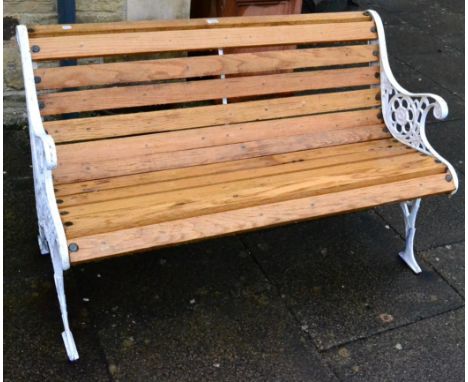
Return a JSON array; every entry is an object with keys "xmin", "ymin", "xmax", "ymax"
[{"xmin": 17, "ymin": 10, "xmax": 458, "ymax": 361}]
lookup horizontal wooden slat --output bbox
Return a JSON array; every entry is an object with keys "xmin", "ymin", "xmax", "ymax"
[
  {"xmin": 68, "ymin": 174, "xmax": 453, "ymax": 264},
  {"xmin": 56, "ymin": 109, "xmax": 384, "ymax": 164},
  {"xmin": 47, "ymin": 88, "xmax": 381, "ymax": 143},
  {"xmin": 35, "ymin": 45, "xmax": 378, "ymax": 90},
  {"xmin": 55, "ymin": 138, "xmax": 395, "ymax": 197},
  {"xmin": 54, "ymin": 122, "xmax": 389, "ymax": 184},
  {"xmin": 30, "ymin": 22, "xmax": 377, "ymax": 60},
  {"xmin": 59, "ymin": 140, "xmax": 411, "ymax": 208},
  {"xmin": 29, "ymin": 12, "xmax": 371, "ymax": 37},
  {"xmin": 40, "ymin": 66, "xmax": 379, "ymax": 115},
  {"xmin": 61, "ymin": 153, "xmax": 446, "ymax": 239}
]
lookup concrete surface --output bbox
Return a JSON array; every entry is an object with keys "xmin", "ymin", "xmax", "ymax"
[{"xmin": 3, "ymin": 0, "xmax": 464, "ymax": 380}]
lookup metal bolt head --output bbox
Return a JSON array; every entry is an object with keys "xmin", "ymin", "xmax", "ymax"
[
  {"xmin": 445, "ymin": 173, "xmax": 453, "ymax": 182},
  {"xmin": 363, "ymin": 11, "xmax": 370, "ymax": 16},
  {"xmin": 373, "ymin": 50, "xmax": 379, "ymax": 57},
  {"xmin": 34, "ymin": 76, "xmax": 42, "ymax": 84},
  {"xmin": 31, "ymin": 45, "xmax": 40, "ymax": 53},
  {"xmin": 68, "ymin": 243, "xmax": 79, "ymax": 252},
  {"xmin": 38, "ymin": 101, "xmax": 45, "ymax": 110},
  {"xmin": 371, "ymin": 26, "xmax": 377, "ymax": 33}
]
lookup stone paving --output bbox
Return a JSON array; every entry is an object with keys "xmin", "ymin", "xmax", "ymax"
[{"xmin": 4, "ymin": 0, "xmax": 464, "ymax": 380}]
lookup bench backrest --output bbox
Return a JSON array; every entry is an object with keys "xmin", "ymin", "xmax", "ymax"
[{"xmin": 27, "ymin": 12, "xmax": 383, "ymax": 184}]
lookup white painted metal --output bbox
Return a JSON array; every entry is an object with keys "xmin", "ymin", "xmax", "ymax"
[
  {"xmin": 368, "ymin": 10, "xmax": 458, "ymax": 274},
  {"xmin": 16, "ymin": 25, "xmax": 79, "ymax": 361},
  {"xmin": 218, "ymin": 48, "xmax": 228, "ymax": 105},
  {"xmin": 399, "ymin": 199, "xmax": 422, "ymax": 274},
  {"xmin": 368, "ymin": 10, "xmax": 458, "ymax": 195}
]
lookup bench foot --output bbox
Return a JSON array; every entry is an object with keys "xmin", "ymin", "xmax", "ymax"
[
  {"xmin": 53, "ymin": 267, "xmax": 79, "ymax": 361},
  {"xmin": 399, "ymin": 198, "xmax": 422, "ymax": 274}
]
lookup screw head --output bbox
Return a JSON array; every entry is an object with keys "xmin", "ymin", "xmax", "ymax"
[
  {"xmin": 363, "ymin": 11, "xmax": 370, "ymax": 16},
  {"xmin": 373, "ymin": 50, "xmax": 379, "ymax": 57},
  {"xmin": 445, "ymin": 173, "xmax": 453, "ymax": 182},
  {"xmin": 68, "ymin": 243, "xmax": 79, "ymax": 252},
  {"xmin": 56, "ymin": 199, "xmax": 63, "ymax": 204},
  {"xmin": 371, "ymin": 26, "xmax": 377, "ymax": 33},
  {"xmin": 34, "ymin": 76, "xmax": 42, "ymax": 84},
  {"xmin": 31, "ymin": 45, "xmax": 40, "ymax": 53}
]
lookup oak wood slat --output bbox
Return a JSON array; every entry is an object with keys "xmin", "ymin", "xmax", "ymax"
[
  {"xmin": 58, "ymin": 140, "xmax": 411, "ymax": 208},
  {"xmin": 35, "ymin": 45, "xmax": 378, "ymax": 90},
  {"xmin": 54, "ymin": 123, "xmax": 389, "ymax": 184},
  {"xmin": 60, "ymin": 154, "xmax": 446, "ymax": 239},
  {"xmin": 56, "ymin": 109, "xmax": 384, "ymax": 164},
  {"xmin": 30, "ymin": 22, "xmax": 377, "ymax": 60},
  {"xmin": 28, "ymin": 12, "xmax": 371, "ymax": 37},
  {"xmin": 39, "ymin": 66, "xmax": 379, "ymax": 115},
  {"xmin": 68, "ymin": 174, "xmax": 453, "ymax": 264},
  {"xmin": 47, "ymin": 88, "xmax": 381, "ymax": 143},
  {"xmin": 55, "ymin": 138, "xmax": 395, "ymax": 197}
]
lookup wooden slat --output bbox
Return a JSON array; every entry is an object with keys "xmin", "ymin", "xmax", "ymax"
[
  {"xmin": 53, "ymin": 123, "xmax": 389, "ymax": 184},
  {"xmin": 61, "ymin": 154, "xmax": 446, "ymax": 239},
  {"xmin": 30, "ymin": 22, "xmax": 377, "ymax": 60},
  {"xmin": 56, "ymin": 109, "xmax": 384, "ymax": 165},
  {"xmin": 29, "ymin": 12, "xmax": 371, "ymax": 37},
  {"xmin": 46, "ymin": 88, "xmax": 381, "ymax": 143},
  {"xmin": 59, "ymin": 140, "xmax": 411, "ymax": 208},
  {"xmin": 40, "ymin": 66, "xmax": 379, "ymax": 115},
  {"xmin": 68, "ymin": 174, "xmax": 453, "ymax": 264},
  {"xmin": 35, "ymin": 45, "xmax": 378, "ymax": 90},
  {"xmin": 55, "ymin": 138, "xmax": 395, "ymax": 197}
]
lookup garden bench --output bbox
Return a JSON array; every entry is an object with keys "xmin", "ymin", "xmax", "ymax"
[{"xmin": 17, "ymin": 10, "xmax": 458, "ymax": 361}]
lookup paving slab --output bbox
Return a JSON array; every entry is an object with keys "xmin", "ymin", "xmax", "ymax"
[
  {"xmin": 384, "ymin": 56, "xmax": 465, "ymax": 122},
  {"xmin": 242, "ymin": 211, "xmax": 463, "ymax": 351},
  {"xmin": 422, "ymin": 243, "xmax": 465, "ymax": 297},
  {"xmin": 74, "ymin": 237, "xmax": 337, "ymax": 382},
  {"xmin": 375, "ymin": 174, "xmax": 464, "ymax": 251},
  {"xmin": 4, "ymin": 272, "xmax": 111, "ymax": 382},
  {"xmin": 425, "ymin": 119, "xmax": 465, "ymax": 174},
  {"xmin": 4, "ymin": 178, "xmax": 111, "ymax": 381},
  {"xmin": 3, "ymin": 129, "xmax": 32, "ymax": 180},
  {"xmin": 4, "ymin": 178, "xmax": 53, "ymax": 279},
  {"xmin": 324, "ymin": 308, "xmax": 464, "ymax": 382},
  {"xmin": 398, "ymin": 49, "xmax": 464, "ymax": 100},
  {"xmin": 395, "ymin": 6, "xmax": 464, "ymax": 54}
]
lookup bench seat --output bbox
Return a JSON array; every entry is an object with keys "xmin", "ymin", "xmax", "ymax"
[{"xmin": 56, "ymin": 138, "xmax": 451, "ymax": 263}]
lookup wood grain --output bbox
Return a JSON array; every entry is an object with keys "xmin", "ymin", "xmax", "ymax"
[
  {"xmin": 56, "ymin": 109, "xmax": 384, "ymax": 164},
  {"xmin": 60, "ymin": 153, "xmax": 445, "ymax": 238},
  {"xmin": 47, "ymin": 88, "xmax": 381, "ymax": 143},
  {"xmin": 39, "ymin": 66, "xmax": 379, "ymax": 115},
  {"xmin": 53, "ymin": 124, "xmax": 389, "ymax": 184},
  {"xmin": 35, "ymin": 45, "xmax": 378, "ymax": 90},
  {"xmin": 55, "ymin": 138, "xmax": 396, "ymax": 197},
  {"xmin": 30, "ymin": 22, "xmax": 377, "ymax": 60},
  {"xmin": 29, "ymin": 12, "xmax": 371, "ymax": 37},
  {"xmin": 59, "ymin": 140, "xmax": 411, "ymax": 208},
  {"xmin": 68, "ymin": 173, "xmax": 453, "ymax": 263}
]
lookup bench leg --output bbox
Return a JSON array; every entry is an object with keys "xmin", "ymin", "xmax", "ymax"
[
  {"xmin": 50, "ymin": 244, "xmax": 80, "ymax": 361},
  {"xmin": 399, "ymin": 198, "xmax": 422, "ymax": 274}
]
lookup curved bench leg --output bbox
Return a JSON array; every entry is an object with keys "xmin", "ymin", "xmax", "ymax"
[
  {"xmin": 50, "ymin": 245, "xmax": 80, "ymax": 361},
  {"xmin": 399, "ymin": 198, "xmax": 422, "ymax": 274}
]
